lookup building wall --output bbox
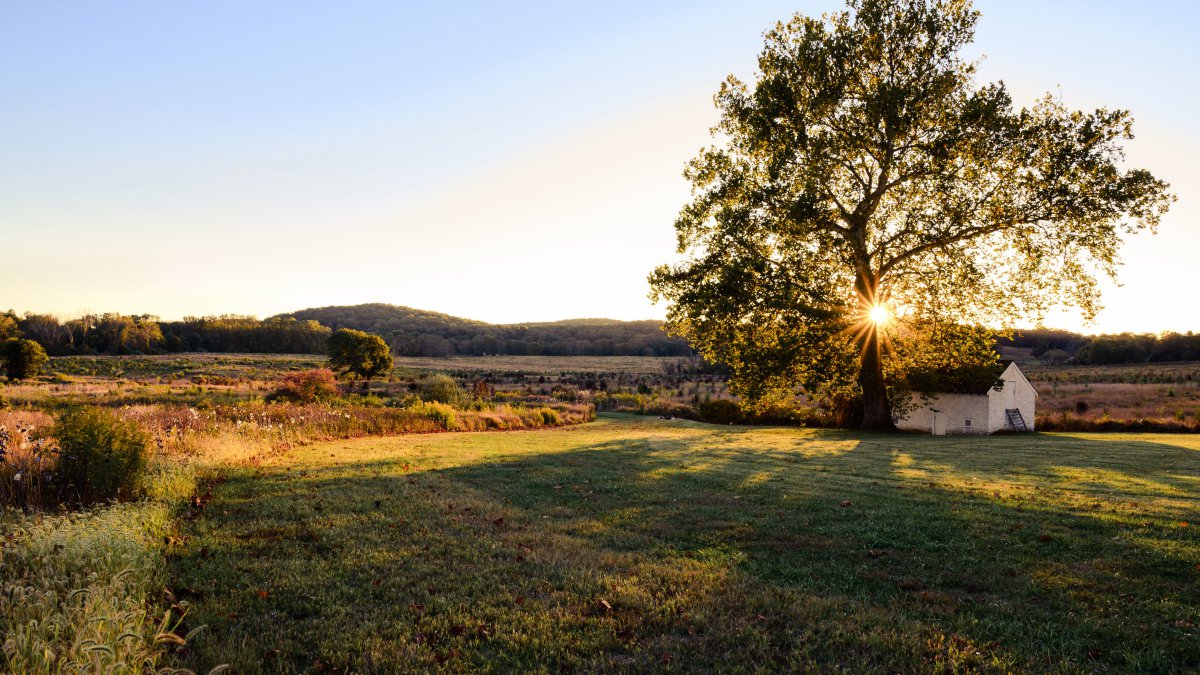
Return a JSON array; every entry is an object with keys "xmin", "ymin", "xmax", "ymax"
[
  {"xmin": 986, "ymin": 363, "xmax": 1038, "ymax": 432},
  {"xmin": 896, "ymin": 392, "xmax": 992, "ymax": 434}
]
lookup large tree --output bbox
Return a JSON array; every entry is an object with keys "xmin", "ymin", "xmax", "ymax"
[{"xmin": 650, "ymin": 0, "xmax": 1173, "ymax": 430}]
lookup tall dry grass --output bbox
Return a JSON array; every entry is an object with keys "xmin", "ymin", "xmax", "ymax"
[
  {"xmin": 0, "ymin": 410, "xmax": 56, "ymax": 509},
  {"xmin": 1, "ymin": 461, "xmax": 198, "ymax": 672}
]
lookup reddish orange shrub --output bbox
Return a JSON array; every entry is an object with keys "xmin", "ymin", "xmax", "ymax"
[{"xmin": 269, "ymin": 369, "xmax": 339, "ymax": 403}]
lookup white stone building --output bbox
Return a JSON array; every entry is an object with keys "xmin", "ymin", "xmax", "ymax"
[{"xmin": 895, "ymin": 361, "xmax": 1037, "ymax": 435}]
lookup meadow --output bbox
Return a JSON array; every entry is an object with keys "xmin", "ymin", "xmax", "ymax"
[
  {"xmin": 2, "ymin": 353, "xmax": 1198, "ymax": 672},
  {"xmin": 18, "ymin": 353, "xmax": 1196, "ymax": 432},
  {"xmin": 173, "ymin": 415, "xmax": 1199, "ymax": 672},
  {"xmin": 1029, "ymin": 362, "xmax": 1200, "ymax": 432},
  {"xmin": 0, "ymin": 354, "xmax": 590, "ymax": 672}
]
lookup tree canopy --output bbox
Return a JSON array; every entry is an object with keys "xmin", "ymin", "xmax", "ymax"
[
  {"xmin": 649, "ymin": 0, "xmax": 1173, "ymax": 429},
  {"xmin": 327, "ymin": 329, "xmax": 394, "ymax": 381}
]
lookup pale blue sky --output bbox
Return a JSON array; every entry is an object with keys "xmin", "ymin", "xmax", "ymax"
[{"xmin": 2, "ymin": 1, "xmax": 1196, "ymax": 332}]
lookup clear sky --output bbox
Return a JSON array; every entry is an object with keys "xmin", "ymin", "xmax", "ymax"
[{"xmin": 2, "ymin": 1, "xmax": 1196, "ymax": 333}]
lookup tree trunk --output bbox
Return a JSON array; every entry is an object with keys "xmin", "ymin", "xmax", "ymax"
[
  {"xmin": 858, "ymin": 325, "xmax": 895, "ymax": 431},
  {"xmin": 854, "ymin": 265, "xmax": 896, "ymax": 432}
]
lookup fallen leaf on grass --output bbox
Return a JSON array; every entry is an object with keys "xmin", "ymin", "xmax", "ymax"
[
  {"xmin": 598, "ymin": 599, "xmax": 613, "ymax": 611},
  {"xmin": 409, "ymin": 603, "xmax": 426, "ymax": 613},
  {"xmin": 840, "ymin": 500, "xmax": 853, "ymax": 507},
  {"xmin": 256, "ymin": 590, "xmax": 269, "ymax": 600},
  {"xmin": 1038, "ymin": 534, "xmax": 1053, "ymax": 543}
]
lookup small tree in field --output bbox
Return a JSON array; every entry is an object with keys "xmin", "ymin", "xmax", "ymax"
[
  {"xmin": 2, "ymin": 338, "xmax": 49, "ymax": 381},
  {"xmin": 649, "ymin": 0, "xmax": 1173, "ymax": 430},
  {"xmin": 327, "ymin": 329, "xmax": 394, "ymax": 382}
]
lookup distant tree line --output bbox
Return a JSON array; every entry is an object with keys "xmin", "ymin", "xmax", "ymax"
[
  {"xmin": 5, "ymin": 304, "xmax": 1197, "ymax": 364},
  {"xmin": 161, "ymin": 316, "xmax": 330, "ymax": 354},
  {"xmin": 1001, "ymin": 329, "xmax": 1200, "ymax": 364},
  {"xmin": 277, "ymin": 304, "xmax": 694, "ymax": 357},
  {"xmin": 0, "ymin": 311, "xmax": 329, "ymax": 356}
]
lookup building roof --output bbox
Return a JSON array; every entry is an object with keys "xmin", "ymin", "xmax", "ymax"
[{"xmin": 908, "ymin": 360, "xmax": 1015, "ymax": 396}]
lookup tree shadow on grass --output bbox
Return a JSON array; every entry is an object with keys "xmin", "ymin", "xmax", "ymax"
[{"xmin": 171, "ymin": 422, "xmax": 1199, "ymax": 673}]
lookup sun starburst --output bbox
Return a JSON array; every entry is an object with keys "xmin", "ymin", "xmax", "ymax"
[{"xmin": 869, "ymin": 305, "xmax": 889, "ymax": 326}]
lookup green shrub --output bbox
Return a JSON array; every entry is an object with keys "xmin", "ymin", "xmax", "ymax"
[
  {"xmin": 419, "ymin": 374, "xmax": 463, "ymax": 405},
  {"xmin": 409, "ymin": 401, "xmax": 457, "ymax": 430},
  {"xmin": 53, "ymin": 407, "xmax": 150, "ymax": 504},
  {"xmin": 537, "ymin": 407, "xmax": 561, "ymax": 426}
]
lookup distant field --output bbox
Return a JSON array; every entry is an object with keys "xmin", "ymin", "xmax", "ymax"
[
  {"xmin": 174, "ymin": 415, "xmax": 1199, "ymax": 672},
  {"xmin": 392, "ymin": 355, "xmax": 680, "ymax": 375},
  {"xmin": 49, "ymin": 353, "xmax": 325, "ymax": 380},
  {"xmin": 45, "ymin": 353, "xmax": 679, "ymax": 379},
  {"xmin": 35, "ymin": 353, "xmax": 1200, "ymax": 431},
  {"xmin": 1025, "ymin": 363, "xmax": 1200, "ymax": 430}
]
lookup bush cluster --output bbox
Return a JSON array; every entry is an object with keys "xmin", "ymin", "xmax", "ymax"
[
  {"xmin": 418, "ymin": 374, "xmax": 463, "ymax": 405},
  {"xmin": 53, "ymin": 407, "xmax": 150, "ymax": 505},
  {"xmin": 407, "ymin": 401, "xmax": 458, "ymax": 430},
  {"xmin": 269, "ymin": 368, "xmax": 339, "ymax": 403}
]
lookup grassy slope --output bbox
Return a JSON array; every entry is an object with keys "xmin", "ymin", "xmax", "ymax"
[{"xmin": 174, "ymin": 416, "xmax": 1199, "ymax": 672}]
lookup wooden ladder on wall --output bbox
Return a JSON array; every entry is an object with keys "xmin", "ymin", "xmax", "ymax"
[{"xmin": 1005, "ymin": 408, "xmax": 1029, "ymax": 432}]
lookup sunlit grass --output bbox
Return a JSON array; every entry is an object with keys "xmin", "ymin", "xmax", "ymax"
[
  {"xmin": 0, "ymin": 461, "xmax": 198, "ymax": 673},
  {"xmin": 173, "ymin": 415, "xmax": 1199, "ymax": 672}
]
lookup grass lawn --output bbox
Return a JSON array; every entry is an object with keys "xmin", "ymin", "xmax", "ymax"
[{"xmin": 172, "ymin": 415, "xmax": 1199, "ymax": 672}]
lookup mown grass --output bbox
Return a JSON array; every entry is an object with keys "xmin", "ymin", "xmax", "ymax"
[{"xmin": 173, "ymin": 415, "xmax": 1199, "ymax": 672}]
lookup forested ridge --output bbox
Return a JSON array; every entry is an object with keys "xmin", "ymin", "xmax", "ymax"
[{"xmin": 274, "ymin": 304, "xmax": 693, "ymax": 357}]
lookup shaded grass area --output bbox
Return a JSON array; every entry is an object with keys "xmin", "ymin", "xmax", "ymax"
[{"xmin": 173, "ymin": 416, "xmax": 1199, "ymax": 672}]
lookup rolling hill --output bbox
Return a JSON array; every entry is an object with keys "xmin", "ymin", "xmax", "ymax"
[{"xmin": 274, "ymin": 303, "xmax": 692, "ymax": 357}]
